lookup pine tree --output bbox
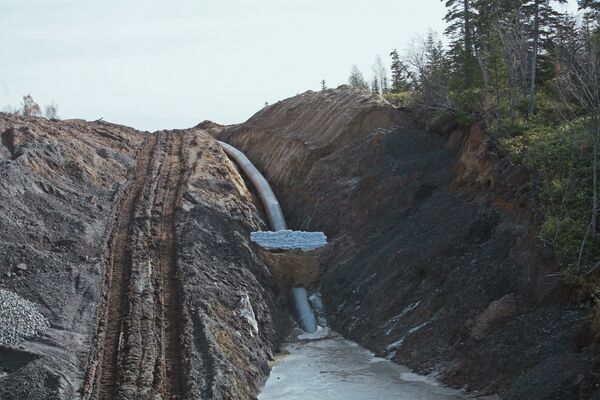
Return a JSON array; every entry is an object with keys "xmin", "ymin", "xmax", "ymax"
[
  {"xmin": 579, "ymin": 0, "xmax": 600, "ymax": 31},
  {"xmin": 349, "ymin": 65, "xmax": 369, "ymax": 90},
  {"xmin": 523, "ymin": 0, "xmax": 567, "ymax": 117},
  {"xmin": 442, "ymin": 0, "xmax": 476, "ymax": 88},
  {"xmin": 390, "ymin": 49, "xmax": 409, "ymax": 93},
  {"xmin": 420, "ymin": 32, "xmax": 450, "ymax": 106},
  {"xmin": 579, "ymin": 0, "xmax": 600, "ymax": 18},
  {"xmin": 371, "ymin": 76, "xmax": 380, "ymax": 94},
  {"xmin": 321, "ymin": 79, "xmax": 327, "ymax": 91}
]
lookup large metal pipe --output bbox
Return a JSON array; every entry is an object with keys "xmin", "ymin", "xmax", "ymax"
[
  {"xmin": 291, "ymin": 288, "xmax": 317, "ymax": 333},
  {"xmin": 218, "ymin": 141, "xmax": 287, "ymax": 231},
  {"xmin": 218, "ymin": 140, "xmax": 317, "ymax": 333}
]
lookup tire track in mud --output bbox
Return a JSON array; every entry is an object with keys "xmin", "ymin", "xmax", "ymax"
[
  {"xmin": 153, "ymin": 131, "xmax": 185, "ymax": 399},
  {"xmin": 83, "ymin": 134, "xmax": 159, "ymax": 400},
  {"xmin": 83, "ymin": 131, "xmax": 186, "ymax": 400}
]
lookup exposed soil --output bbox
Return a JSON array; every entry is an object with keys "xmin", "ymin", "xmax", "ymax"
[
  {"xmin": 155, "ymin": 131, "xmax": 185, "ymax": 398},
  {"xmin": 2, "ymin": 85, "xmax": 600, "ymax": 400},
  {"xmin": 219, "ymin": 85, "xmax": 600, "ymax": 399},
  {"xmin": 82, "ymin": 131, "xmax": 186, "ymax": 400},
  {"xmin": 0, "ymin": 114, "xmax": 289, "ymax": 399},
  {"xmin": 0, "ymin": 114, "xmax": 144, "ymax": 399}
]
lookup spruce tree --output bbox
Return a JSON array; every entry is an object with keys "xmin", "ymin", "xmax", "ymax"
[
  {"xmin": 442, "ymin": 0, "xmax": 476, "ymax": 88},
  {"xmin": 522, "ymin": 0, "xmax": 566, "ymax": 117},
  {"xmin": 349, "ymin": 65, "xmax": 369, "ymax": 90},
  {"xmin": 579, "ymin": 0, "xmax": 600, "ymax": 17},
  {"xmin": 390, "ymin": 49, "xmax": 408, "ymax": 93},
  {"xmin": 371, "ymin": 76, "xmax": 380, "ymax": 94}
]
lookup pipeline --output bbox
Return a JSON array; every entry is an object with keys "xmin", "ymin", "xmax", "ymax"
[
  {"xmin": 218, "ymin": 141, "xmax": 317, "ymax": 333},
  {"xmin": 218, "ymin": 141, "xmax": 287, "ymax": 231}
]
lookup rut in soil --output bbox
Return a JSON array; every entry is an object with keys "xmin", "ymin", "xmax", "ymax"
[
  {"xmin": 83, "ymin": 132, "xmax": 186, "ymax": 400},
  {"xmin": 154, "ymin": 131, "xmax": 185, "ymax": 398}
]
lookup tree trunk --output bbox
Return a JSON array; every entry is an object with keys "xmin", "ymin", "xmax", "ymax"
[
  {"xmin": 592, "ymin": 114, "xmax": 598, "ymax": 237},
  {"xmin": 528, "ymin": 0, "xmax": 540, "ymax": 118},
  {"xmin": 464, "ymin": 0, "xmax": 473, "ymax": 88}
]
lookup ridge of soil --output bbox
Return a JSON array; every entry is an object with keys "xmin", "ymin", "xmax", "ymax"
[{"xmin": 0, "ymin": 114, "xmax": 289, "ymax": 400}]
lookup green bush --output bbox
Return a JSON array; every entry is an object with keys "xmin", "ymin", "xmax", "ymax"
[
  {"xmin": 449, "ymin": 87, "xmax": 483, "ymax": 114},
  {"xmin": 530, "ymin": 92, "xmax": 572, "ymax": 127},
  {"xmin": 425, "ymin": 110, "xmax": 454, "ymax": 132},
  {"xmin": 384, "ymin": 91, "xmax": 415, "ymax": 108},
  {"xmin": 501, "ymin": 118, "xmax": 600, "ymax": 270}
]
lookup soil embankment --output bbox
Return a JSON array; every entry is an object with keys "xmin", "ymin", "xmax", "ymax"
[
  {"xmin": 0, "ymin": 114, "xmax": 288, "ymax": 399},
  {"xmin": 219, "ymin": 86, "xmax": 600, "ymax": 399},
  {"xmin": 2, "ymin": 85, "xmax": 600, "ymax": 399}
]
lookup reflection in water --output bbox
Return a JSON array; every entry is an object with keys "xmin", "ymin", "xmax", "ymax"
[{"xmin": 259, "ymin": 338, "xmax": 464, "ymax": 400}]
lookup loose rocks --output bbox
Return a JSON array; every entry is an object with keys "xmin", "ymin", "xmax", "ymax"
[{"xmin": 0, "ymin": 288, "xmax": 49, "ymax": 345}]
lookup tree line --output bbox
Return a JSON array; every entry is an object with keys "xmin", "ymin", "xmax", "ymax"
[{"xmin": 345, "ymin": 0, "xmax": 600, "ymax": 276}]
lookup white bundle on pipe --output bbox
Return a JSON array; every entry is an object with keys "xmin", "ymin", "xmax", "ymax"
[{"xmin": 250, "ymin": 230, "xmax": 327, "ymax": 251}]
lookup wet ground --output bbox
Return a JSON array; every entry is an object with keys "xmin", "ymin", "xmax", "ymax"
[{"xmin": 259, "ymin": 337, "xmax": 464, "ymax": 400}]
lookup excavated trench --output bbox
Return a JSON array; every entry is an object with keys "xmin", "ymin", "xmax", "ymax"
[
  {"xmin": 1, "ymin": 86, "xmax": 600, "ymax": 399},
  {"xmin": 220, "ymin": 141, "xmax": 464, "ymax": 399}
]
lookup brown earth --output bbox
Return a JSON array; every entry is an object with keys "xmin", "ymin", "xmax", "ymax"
[
  {"xmin": 219, "ymin": 85, "xmax": 600, "ymax": 399},
  {"xmin": 2, "ymin": 84, "xmax": 600, "ymax": 400},
  {"xmin": 259, "ymin": 249, "xmax": 321, "ymax": 288},
  {"xmin": 0, "ymin": 113, "xmax": 289, "ymax": 399}
]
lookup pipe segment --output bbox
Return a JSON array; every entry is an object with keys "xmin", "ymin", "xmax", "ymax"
[
  {"xmin": 218, "ymin": 140, "xmax": 317, "ymax": 333},
  {"xmin": 218, "ymin": 141, "xmax": 287, "ymax": 231}
]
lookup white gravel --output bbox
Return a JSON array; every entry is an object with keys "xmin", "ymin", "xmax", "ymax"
[
  {"xmin": 250, "ymin": 230, "xmax": 327, "ymax": 251},
  {"xmin": 0, "ymin": 288, "xmax": 49, "ymax": 345}
]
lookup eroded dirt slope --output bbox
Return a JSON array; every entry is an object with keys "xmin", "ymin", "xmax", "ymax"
[
  {"xmin": 0, "ymin": 113, "xmax": 144, "ymax": 398},
  {"xmin": 0, "ymin": 114, "xmax": 288, "ymax": 399},
  {"xmin": 219, "ymin": 86, "xmax": 600, "ymax": 399},
  {"xmin": 176, "ymin": 127, "xmax": 289, "ymax": 399}
]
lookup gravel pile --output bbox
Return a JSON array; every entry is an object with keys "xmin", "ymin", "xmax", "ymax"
[
  {"xmin": 250, "ymin": 230, "xmax": 327, "ymax": 251},
  {"xmin": 0, "ymin": 288, "xmax": 49, "ymax": 345}
]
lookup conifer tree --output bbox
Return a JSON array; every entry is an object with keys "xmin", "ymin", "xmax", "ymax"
[
  {"xmin": 371, "ymin": 76, "xmax": 380, "ymax": 94},
  {"xmin": 348, "ymin": 65, "xmax": 369, "ymax": 90},
  {"xmin": 442, "ymin": 0, "xmax": 476, "ymax": 88},
  {"xmin": 523, "ymin": 0, "xmax": 566, "ymax": 117},
  {"xmin": 390, "ymin": 49, "xmax": 409, "ymax": 93}
]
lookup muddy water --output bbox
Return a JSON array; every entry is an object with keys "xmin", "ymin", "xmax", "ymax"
[{"xmin": 259, "ymin": 337, "xmax": 464, "ymax": 400}]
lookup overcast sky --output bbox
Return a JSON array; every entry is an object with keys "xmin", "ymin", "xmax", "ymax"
[{"xmin": 0, "ymin": 0, "xmax": 579, "ymax": 131}]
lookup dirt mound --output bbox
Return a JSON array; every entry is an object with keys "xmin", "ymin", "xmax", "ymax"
[
  {"xmin": 175, "ymin": 129, "xmax": 289, "ymax": 399},
  {"xmin": 219, "ymin": 86, "xmax": 600, "ymax": 399},
  {"xmin": 219, "ymin": 86, "xmax": 400, "ymax": 236},
  {"xmin": 0, "ymin": 114, "xmax": 288, "ymax": 399},
  {"xmin": 0, "ymin": 113, "xmax": 143, "ymax": 399}
]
